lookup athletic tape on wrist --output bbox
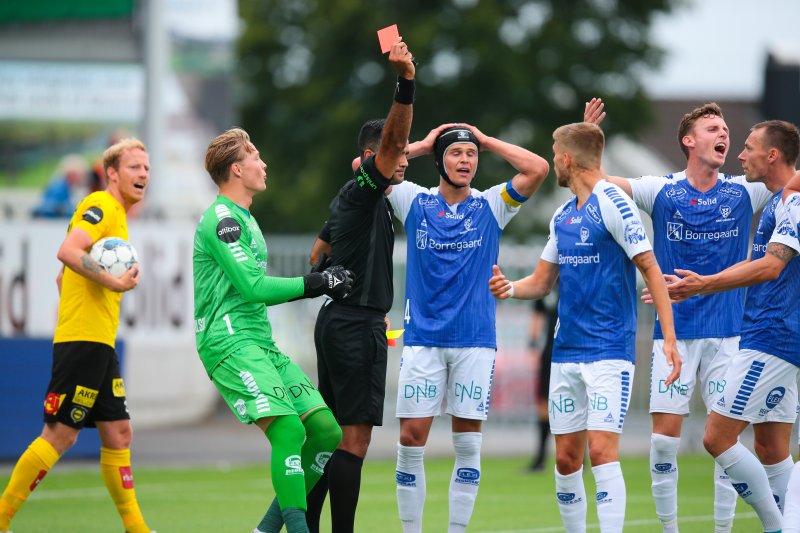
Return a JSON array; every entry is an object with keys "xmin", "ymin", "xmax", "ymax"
[
  {"xmin": 506, "ymin": 283, "xmax": 515, "ymax": 298},
  {"xmin": 394, "ymin": 77, "xmax": 415, "ymax": 105}
]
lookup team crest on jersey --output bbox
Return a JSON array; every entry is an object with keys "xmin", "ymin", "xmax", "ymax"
[
  {"xmin": 667, "ymin": 222, "xmax": 683, "ymax": 241},
  {"xmin": 665, "ymin": 187, "xmax": 687, "ymax": 199},
  {"xmin": 719, "ymin": 186, "xmax": 742, "ymax": 198},
  {"xmin": 575, "ymin": 226, "xmax": 592, "ymax": 246},
  {"xmin": 460, "ymin": 217, "xmax": 477, "ymax": 234},
  {"xmin": 624, "ymin": 220, "xmax": 646, "ymax": 244},
  {"xmin": 416, "ymin": 229, "xmax": 428, "ymax": 250},
  {"xmin": 717, "ymin": 205, "xmax": 734, "ymax": 222},
  {"xmin": 586, "ymin": 203, "xmax": 602, "ymax": 224},
  {"xmin": 555, "ymin": 205, "xmax": 572, "ymax": 224}
]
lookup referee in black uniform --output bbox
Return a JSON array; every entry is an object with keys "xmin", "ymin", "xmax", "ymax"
[{"xmin": 306, "ymin": 37, "xmax": 416, "ymax": 533}]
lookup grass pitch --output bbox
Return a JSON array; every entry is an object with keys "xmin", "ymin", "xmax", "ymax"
[{"xmin": 0, "ymin": 454, "xmax": 760, "ymax": 532}]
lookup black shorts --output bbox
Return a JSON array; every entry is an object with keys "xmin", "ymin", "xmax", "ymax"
[
  {"xmin": 43, "ymin": 341, "xmax": 129, "ymax": 429},
  {"xmin": 314, "ymin": 302, "xmax": 387, "ymax": 426}
]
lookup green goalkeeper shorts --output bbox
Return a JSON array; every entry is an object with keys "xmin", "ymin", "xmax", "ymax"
[{"xmin": 211, "ymin": 344, "xmax": 326, "ymax": 423}]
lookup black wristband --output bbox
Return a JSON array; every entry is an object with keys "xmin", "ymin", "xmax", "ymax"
[{"xmin": 394, "ymin": 77, "xmax": 415, "ymax": 105}]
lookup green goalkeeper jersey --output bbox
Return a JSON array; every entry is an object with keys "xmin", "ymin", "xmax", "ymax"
[{"xmin": 193, "ymin": 195, "xmax": 304, "ymax": 376}]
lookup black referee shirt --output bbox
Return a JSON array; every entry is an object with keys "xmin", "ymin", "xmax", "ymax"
[{"xmin": 326, "ymin": 155, "xmax": 395, "ymax": 314}]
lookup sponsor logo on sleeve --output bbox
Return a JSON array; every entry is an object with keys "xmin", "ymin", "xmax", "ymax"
[
  {"xmin": 665, "ymin": 187, "xmax": 686, "ymax": 199},
  {"xmin": 216, "ymin": 217, "xmax": 242, "ymax": 243},
  {"xmin": 112, "ymin": 378, "xmax": 126, "ymax": 398},
  {"xmin": 719, "ymin": 186, "xmax": 742, "ymax": 198},
  {"xmin": 555, "ymin": 206, "xmax": 572, "ymax": 224},
  {"xmin": 82, "ymin": 206, "xmax": 104, "ymax": 224}
]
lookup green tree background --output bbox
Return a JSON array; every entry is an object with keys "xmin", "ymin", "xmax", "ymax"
[{"xmin": 238, "ymin": 0, "xmax": 678, "ymax": 237}]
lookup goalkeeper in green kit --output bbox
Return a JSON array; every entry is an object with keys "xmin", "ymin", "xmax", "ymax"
[{"xmin": 193, "ymin": 128, "xmax": 353, "ymax": 533}]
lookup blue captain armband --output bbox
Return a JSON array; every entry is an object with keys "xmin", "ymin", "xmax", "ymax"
[{"xmin": 500, "ymin": 179, "xmax": 529, "ymax": 207}]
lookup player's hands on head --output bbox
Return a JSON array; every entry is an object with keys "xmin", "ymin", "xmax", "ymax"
[
  {"xmin": 489, "ymin": 265, "xmax": 513, "ymax": 299},
  {"xmin": 303, "ymin": 265, "xmax": 355, "ymax": 300},
  {"xmin": 389, "ymin": 37, "xmax": 415, "ymax": 80},
  {"xmin": 584, "ymin": 98, "xmax": 606, "ymax": 126},
  {"xmin": 112, "ymin": 263, "xmax": 141, "ymax": 293},
  {"xmin": 462, "ymin": 123, "xmax": 489, "ymax": 147},
  {"xmin": 418, "ymin": 123, "xmax": 462, "ymax": 154}
]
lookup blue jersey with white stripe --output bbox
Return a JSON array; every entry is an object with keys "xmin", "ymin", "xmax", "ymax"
[
  {"xmin": 630, "ymin": 173, "xmax": 772, "ymax": 339},
  {"xmin": 388, "ymin": 180, "xmax": 521, "ymax": 348},
  {"xmin": 739, "ymin": 192, "xmax": 800, "ymax": 366},
  {"xmin": 542, "ymin": 181, "xmax": 653, "ymax": 364}
]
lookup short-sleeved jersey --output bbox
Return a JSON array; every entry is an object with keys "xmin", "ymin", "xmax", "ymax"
[
  {"xmin": 54, "ymin": 191, "xmax": 128, "ymax": 348},
  {"xmin": 193, "ymin": 195, "xmax": 283, "ymax": 375},
  {"xmin": 388, "ymin": 180, "xmax": 521, "ymax": 348},
  {"xmin": 541, "ymin": 180, "xmax": 653, "ymax": 364},
  {"xmin": 739, "ymin": 192, "xmax": 800, "ymax": 366},
  {"xmin": 326, "ymin": 156, "xmax": 394, "ymax": 313},
  {"xmin": 630, "ymin": 173, "xmax": 772, "ymax": 339}
]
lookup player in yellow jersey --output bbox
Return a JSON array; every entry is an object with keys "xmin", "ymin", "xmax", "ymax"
[{"xmin": 0, "ymin": 138, "xmax": 154, "ymax": 533}]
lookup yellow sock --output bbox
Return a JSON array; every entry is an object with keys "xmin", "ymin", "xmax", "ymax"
[
  {"xmin": 0, "ymin": 437, "xmax": 60, "ymax": 529},
  {"xmin": 99, "ymin": 447, "xmax": 150, "ymax": 533}
]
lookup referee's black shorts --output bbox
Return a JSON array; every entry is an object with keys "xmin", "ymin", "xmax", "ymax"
[
  {"xmin": 314, "ymin": 301, "xmax": 388, "ymax": 426},
  {"xmin": 43, "ymin": 341, "xmax": 129, "ymax": 429}
]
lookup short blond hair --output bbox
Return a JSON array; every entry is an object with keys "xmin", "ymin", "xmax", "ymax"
[
  {"xmin": 677, "ymin": 103, "xmax": 723, "ymax": 159},
  {"xmin": 205, "ymin": 128, "xmax": 255, "ymax": 185},
  {"xmin": 102, "ymin": 138, "xmax": 147, "ymax": 175},
  {"xmin": 553, "ymin": 122, "xmax": 605, "ymax": 170}
]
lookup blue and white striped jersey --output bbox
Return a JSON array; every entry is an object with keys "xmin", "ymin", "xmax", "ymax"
[
  {"xmin": 541, "ymin": 180, "xmax": 652, "ymax": 364},
  {"xmin": 630, "ymin": 173, "xmax": 771, "ymax": 339},
  {"xmin": 740, "ymin": 193, "xmax": 800, "ymax": 366},
  {"xmin": 388, "ymin": 180, "xmax": 521, "ymax": 348}
]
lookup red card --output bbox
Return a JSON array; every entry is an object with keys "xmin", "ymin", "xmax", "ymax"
[{"xmin": 377, "ymin": 24, "xmax": 399, "ymax": 54}]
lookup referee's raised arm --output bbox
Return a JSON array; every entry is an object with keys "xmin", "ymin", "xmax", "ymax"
[{"xmin": 374, "ymin": 37, "xmax": 415, "ymax": 180}]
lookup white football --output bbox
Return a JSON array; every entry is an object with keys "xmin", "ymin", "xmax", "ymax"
[{"xmin": 90, "ymin": 237, "xmax": 139, "ymax": 278}]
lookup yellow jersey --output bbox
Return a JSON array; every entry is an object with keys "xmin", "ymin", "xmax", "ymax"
[{"xmin": 54, "ymin": 191, "xmax": 129, "ymax": 347}]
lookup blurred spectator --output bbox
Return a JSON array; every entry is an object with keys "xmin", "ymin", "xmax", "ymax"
[
  {"xmin": 31, "ymin": 154, "xmax": 88, "ymax": 218},
  {"xmin": 88, "ymin": 130, "xmax": 129, "ymax": 192}
]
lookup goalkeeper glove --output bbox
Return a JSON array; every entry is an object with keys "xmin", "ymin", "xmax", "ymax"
[{"xmin": 302, "ymin": 265, "xmax": 354, "ymax": 300}]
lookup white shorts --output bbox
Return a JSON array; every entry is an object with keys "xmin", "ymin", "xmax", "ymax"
[
  {"xmin": 712, "ymin": 349, "xmax": 800, "ymax": 424},
  {"xmin": 649, "ymin": 337, "xmax": 739, "ymax": 415},
  {"xmin": 548, "ymin": 359, "xmax": 635, "ymax": 435},
  {"xmin": 395, "ymin": 346, "xmax": 495, "ymax": 420}
]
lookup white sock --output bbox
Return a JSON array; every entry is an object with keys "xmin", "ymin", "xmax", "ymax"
[
  {"xmin": 650, "ymin": 433, "xmax": 680, "ymax": 529},
  {"xmin": 555, "ymin": 466, "xmax": 588, "ymax": 533},
  {"xmin": 592, "ymin": 461, "xmax": 626, "ymax": 533},
  {"xmin": 448, "ymin": 432, "xmax": 482, "ymax": 533},
  {"xmin": 763, "ymin": 455, "xmax": 794, "ymax": 513},
  {"xmin": 396, "ymin": 443, "xmax": 425, "ymax": 533},
  {"xmin": 713, "ymin": 461, "xmax": 736, "ymax": 532},
  {"xmin": 715, "ymin": 443, "xmax": 782, "ymax": 531},
  {"xmin": 783, "ymin": 460, "xmax": 800, "ymax": 533}
]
